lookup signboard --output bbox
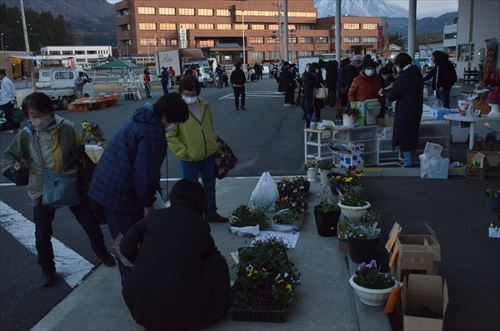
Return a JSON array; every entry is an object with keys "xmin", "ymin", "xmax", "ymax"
[
  {"xmin": 378, "ymin": 24, "xmax": 383, "ymax": 49},
  {"xmin": 178, "ymin": 28, "xmax": 187, "ymax": 49}
]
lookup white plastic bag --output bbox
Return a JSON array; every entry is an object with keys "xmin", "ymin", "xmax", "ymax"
[
  {"xmin": 230, "ymin": 224, "xmax": 261, "ymax": 237},
  {"xmin": 250, "ymin": 172, "xmax": 279, "ymax": 211}
]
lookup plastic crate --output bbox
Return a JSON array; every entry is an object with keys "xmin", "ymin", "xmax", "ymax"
[{"xmin": 231, "ymin": 309, "xmax": 288, "ymax": 323}]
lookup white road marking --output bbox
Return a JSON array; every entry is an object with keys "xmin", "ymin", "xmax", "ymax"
[
  {"xmin": 218, "ymin": 91, "xmax": 284, "ymax": 100},
  {"xmin": 0, "ymin": 201, "xmax": 94, "ymax": 288}
]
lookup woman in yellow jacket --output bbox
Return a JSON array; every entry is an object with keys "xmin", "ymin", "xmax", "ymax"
[{"xmin": 167, "ymin": 76, "xmax": 228, "ymax": 223}]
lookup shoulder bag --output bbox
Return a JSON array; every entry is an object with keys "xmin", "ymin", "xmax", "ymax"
[
  {"xmin": 316, "ymin": 83, "xmax": 328, "ymax": 99},
  {"xmin": 214, "ymin": 137, "xmax": 238, "ymax": 179}
]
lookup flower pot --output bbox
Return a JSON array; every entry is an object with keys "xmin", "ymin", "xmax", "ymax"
[
  {"xmin": 343, "ymin": 114, "xmax": 355, "ymax": 127},
  {"xmin": 319, "ymin": 169, "xmax": 330, "ymax": 185},
  {"xmin": 338, "ymin": 201, "xmax": 371, "ymax": 222},
  {"xmin": 307, "ymin": 167, "xmax": 318, "ymax": 182},
  {"xmin": 485, "ymin": 195, "xmax": 500, "ymax": 212},
  {"xmin": 488, "ymin": 103, "xmax": 500, "ymax": 117},
  {"xmin": 231, "ymin": 308, "xmax": 288, "ymax": 323},
  {"xmin": 349, "ymin": 275, "xmax": 397, "ymax": 306},
  {"xmin": 314, "ymin": 206, "xmax": 340, "ymax": 237},
  {"xmin": 348, "ymin": 237, "xmax": 379, "ymax": 264}
]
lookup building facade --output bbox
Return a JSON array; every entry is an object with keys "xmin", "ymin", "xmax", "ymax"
[
  {"xmin": 40, "ymin": 46, "xmax": 113, "ymax": 68},
  {"xmin": 443, "ymin": 22, "xmax": 457, "ymax": 58},
  {"xmin": 114, "ymin": 0, "xmax": 382, "ymax": 64}
]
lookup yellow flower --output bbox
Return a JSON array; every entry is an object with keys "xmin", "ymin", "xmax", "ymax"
[
  {"xmin": 285, "ymin": 284, "xmax": 292, "ymax": 290},
  {"xmin": 81, "ymin": 122, "xmax": 90, "ymax": 130},
  {"xmin": 345, "ymin": 177, "xmax": 353, "ymax": 183},
  {"xmin": 335, "ymin": 176, "xmax": 341, "ymax": 180}
]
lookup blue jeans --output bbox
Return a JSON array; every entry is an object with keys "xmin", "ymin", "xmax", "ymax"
[
  {"xmin": 403, "ymin": 151, "xmax": 414, "ymax": 167},
  {"xmin": 181, "ymin": 156, "xmax": 217, "ymax": 218}
]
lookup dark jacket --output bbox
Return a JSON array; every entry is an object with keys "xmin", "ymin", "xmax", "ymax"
[
  {"xmin": 423, "ymin": 60, "xmax": 457, "ymax": 90},
  {"xmin": 121, "ymin": 181, "xmax": 230, "ymax": 330},
  {"xmin": 278, "ymin": 68, "xmax": 294, "ymax": 92},
  {"xmin": 386, "ymin": 65, "xmax": 424, "ymax": 151},
  {"xmin": 348, "ymin": 71, "xmax": 383, "ymax": 104},
  {"xmin": 161, "ymin": 69, "xmax": 169, "ymax": 85},
  {"xmin": 303, "ymin": 71, "xmax": 322, "ymax": 113},
  {"xmin": 230, "ymin": 68, "xmax": 246, "ymax": 86},
  {"xmin": 345, "ymin": 64, "xmax": 360, "ymax": 91},
  {"xmin": 88, "ymin": 103, "xmax": 166, "ymax": 213},
  {"xmin": 326, "ymin": 61, "xmax": 338, "ymax": 89}
]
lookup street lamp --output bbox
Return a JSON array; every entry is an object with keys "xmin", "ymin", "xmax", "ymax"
[{"xmin": 242, "ymin": 10, "xmax": 246, "ymax": 67}]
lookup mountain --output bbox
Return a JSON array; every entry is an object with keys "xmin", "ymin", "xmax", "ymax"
[
  {"xmin": 383, "ymin": 12, "xmax": 458, "ymax": 36},
  {"xmin": 0, "ymin": 0, "xmax": 116, "ymax": 46},
  {"xmin": 314, "ymin": 0, "xmax": 408, "ymax": 18}
]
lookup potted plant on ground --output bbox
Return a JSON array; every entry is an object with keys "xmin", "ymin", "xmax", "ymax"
[
  {"xmin": 231, "ymin": 238, "xmax": 301, "ymax": 322},
  {"xmin": 485, "ymin": 186, "xmax": 500, "ymax": 212},
  {"xmin": 304, "ymin": 160, "xmax": 318, "ymax": 182},
  {"xmin": 330, "ymin": 167, "xmax": 363, "ymax": 195},
  {"xmin": 346, "ymin": 210, "xmax": 382, "ymax": 263},
  {"xmin": 349, "ymin": 260, "xmax": 397, "ymax": 306},
  {"xmin": 314, "ymin": 200, "xmax": 340, "ymax": 237},
  {"xmin": 272, "ymin": 208, "xmax": 302, "ymax": 232},
  {"xmin": 229, "ymin": 205, "xmax": 268, "ymax": 236},
  {"xmin": 338, "ymin": 185, "xmax": 371, "ymax": 222},
  {"xmin": 338, "ymin": 106, "xmax": 360, "ymax": 127},
  {"xmin": 317, "ymin": 159, "xmax": 334, "ymax": 185}
]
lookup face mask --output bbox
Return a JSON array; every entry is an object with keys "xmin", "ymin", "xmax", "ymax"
[
  {"xmin": 165, "ymin": 123, "xmax": 176, "ymax": 133},
  {"xmin": 382, "ymin": 75, "xmax": 388, "ymax": 80},
  {"xmin": 315, "ymin": 69, "xmax": 320, "ymax": 74},
  {"xmin": 182, "ymin": 96, "xmax": 198, "ymax": 105},
  {"xmin": 364, "ymin": 69, "xmax": 375, "ymax": 77},
  {"xmin": 31, "ymin": 115, "xmax": 53, "ymax": 131}
]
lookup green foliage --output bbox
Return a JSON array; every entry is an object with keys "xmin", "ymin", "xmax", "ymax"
[
  {"xmin": 340, "ymin": 185, "xmax": 367, "ymax": 207},
  {"xmin": 272, "ymin": 209, "xmax": 297, "ymax": 225},
  {"xmin": 354, "ymin": 260, "xmax": 395, "ymax": 290},
  {"xmin": 317, "ymin": 201, "xmax": 338, "ymax": 213},
  {"xmin": 230, "ymin": 205, "xmax": 268, "ymax": 228},
  {"xmin": 317, "ymin": 159, "xmax": 334, "ymax": 171}
]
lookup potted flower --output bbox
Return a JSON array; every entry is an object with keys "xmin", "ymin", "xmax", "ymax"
[
  {"xmin": 272, "ymin": 208, "xmax": 302, "ymax": 232},
  {"xmin": 338, "ymin": 185, "xmax": 371, "ymax": 222},
  {"xmin": 349, "ymin": 260, "xmax": 397, "ymax": 306},
  {"xmin": 81, "ymin": 120, "xmax": 106, "ymax": 145},
  {"xmin": 230, "ymin": 205, "xmax": 268, "ymax": 236},
  {"xmin": 3, "ymin": 157, "xmax": 31, "ymax": 186},
  {"xmin": 338, "ymin": 106, "xmax": 360, "ymax": 127},
  {"xmin": 487, "ymin": 87, "xmax": 500, "ymax": 117},
  {"xmin": 317, "ymin": 159, "xmax": 334, "ymax": 185},
  {"xmin": 346, "ymin": 211, "xmax": 382, "ymax": 263},
  {"xmin": 485, "ymin": 186, "xmax": 500, "ymax": 212},
  {"xmin": 304, "ymin": 160, "xmax": 318, "ymax": 182},
  {"xmin": 314, "ymin": 200, "xmax": 340, "ymax": 237},
  {"xmin": 231, "ymin": 238, "xmax": 301, "ymax": 322},
  {"xmin": 330, "ymin": 167, "xmax": 363, "ymax": 195}
]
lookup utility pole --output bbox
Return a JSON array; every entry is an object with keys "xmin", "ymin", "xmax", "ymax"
[
  {"xmin": 283, "ymin": 0, "xmax": 288, "ymax": 62},
  {"xmin": 19, "ymin": 0, "xmax": 30, "ymax": 52},
  {"xmin": 242, "ymin": 10, "xmax": 246, "ymax": 66},
  {"xmin": 278, "ymin": 0, "xmax": 282, "ymax": 62},
  {"xmin": 335, "ymin": 0, "xmax": 341, "ymax": 62},
  {"xmin": 1, "ymin": 33, "xmax": 4, "ymax": 51}
]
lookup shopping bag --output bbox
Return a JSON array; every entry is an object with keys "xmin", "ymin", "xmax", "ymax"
[
  {"xmin": 250, "ymin": 172, "xmax": 279, "ymax": 211},
  {"xmin": 315, "ymin": 84, "xmax": 328, "ymax": 99},
  {"xmin": 214, "ymin": 137, "xmax": 238, "ymax": 179}
]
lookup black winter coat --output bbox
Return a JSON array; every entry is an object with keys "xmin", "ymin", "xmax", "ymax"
[
  {"xmin": 326, "ymin": 62, "xmax": 338, "ymax": 89},
  {"xmin": 387, "ymin": 65, "xmax": 423, "ymax": 151},
  {"xmin": 278, "ymin": 68, "xmax": 294, "ymax": 92},
  {"xmin": 423, "ymin": 60, "xmax": 457, "ymax": 90},
  {"xmin": 230, "ymin": 69, "xmax": 246, "ymax": 86},
  {"xmin": 121, "ymin": 201, "xmax": 230, "ymax": 330}
]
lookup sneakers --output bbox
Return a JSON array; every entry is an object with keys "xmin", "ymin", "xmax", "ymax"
[
  {"xmin": 241, "ymin": 106, "xmax": 246, "ymax": 110},
  {"xmin": 97, "ymin": 252, "xmax": 116, "ymax": 267},
  {"xmin": 208, "ymin": 214, "xmax": 229, "ymax": 223},
  {"xmin": 41, "ymin": 270, "xmax": 57, "ymax": 287}
]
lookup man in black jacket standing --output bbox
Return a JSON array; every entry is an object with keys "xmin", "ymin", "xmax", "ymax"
[
  {"xmin": 279, "ymin": 62, "xmax": 295, "ymax": 107},
  {"xmin": 230, "ymin": 63, "xmax": 246, "ymax": 110},
  {"xmin": 424, "ymin": 51, "xmax": 457, "ymax": 108}
]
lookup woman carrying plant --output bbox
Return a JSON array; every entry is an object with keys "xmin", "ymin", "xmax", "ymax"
[
  {"xmin": 1, "ymin": 92, "xmax": 115, "ymax": 287},
  {"xmin": 120, "ymin": 179, "xmax": 230, "ymax": 331},
  {"xmin": 167, "ymin": 76, "xmax": 228, "ymax": 223}
]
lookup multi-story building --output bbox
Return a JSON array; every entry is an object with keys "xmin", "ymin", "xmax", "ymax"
[
  {"xmin": 443, "ymin": 20, "xmax": 457, "ymax": 58},
  {"xmin": 114, "ymin": 0, "xmax": 382, "ymax": 64},
  {"xmin": 40, "ymin": 46, "xmax": 113, "ymax": 68}
]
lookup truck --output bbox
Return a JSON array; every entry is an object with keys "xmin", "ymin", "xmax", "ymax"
[
  {"xmin": 36, "ymin": 68, "xmax": 94, "ymax": 109},
  {"xmin": 155, "ymin": 48, "xmax": 213, "ymax": 86}
]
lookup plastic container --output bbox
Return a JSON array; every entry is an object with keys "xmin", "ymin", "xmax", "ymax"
[
  {"xmin": 423, "ymin": 142, "xmax": 443, "ymax": 158},
  {"xmin": 419, "ymin": 155, "xmax": 450, "ymax": 179}
]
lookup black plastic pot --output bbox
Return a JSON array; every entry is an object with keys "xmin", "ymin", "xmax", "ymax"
[
  {"xmin": 348, "ymin": 237, "xmax": 379, "ymax": 264},
  {"xmin": 314, "ymin": 206, "xmax": 340, "ymax": 237},
  {"xmin": 231, "ymin": 309, "xmax": 288, "ymax": 323},
  {"xmin": 485, "ymin": 196, "xmax": 500, "ymax": 212}
]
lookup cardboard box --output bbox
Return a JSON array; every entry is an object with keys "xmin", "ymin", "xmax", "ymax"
[
  {"xmin": 467, "ymin": 150, "xmax": 500, "ymax": 168},
  {"xmin": 402, "ymin": 274, "xmax": 448, "ymax": 331}
]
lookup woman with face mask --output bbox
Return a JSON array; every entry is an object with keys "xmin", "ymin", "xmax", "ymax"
[
  {"xmin": 348, "ymin": 59, "xmax": 384, "ymax": 109},
  {"xmin": 302, "ymin": 62, "xmax": 324, "ymax": 127},
  {"xmin": 1, "ymin": 92, "xmax": 117, "ymax": 287},
  {"xmin": 167, "ymin": 76, "xmax": 228, "ymax": 223}
]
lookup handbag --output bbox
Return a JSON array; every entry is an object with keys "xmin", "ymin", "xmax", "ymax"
[
  {"xmin": 316, "ymin": 84, "xmax": 328, "ymax": 99},
  {"xmin": 214, "ymin": 137, "xmax": 238, "ymax": 179},
  {"xmin": 36, "ymin": 133, "xmax": 80, "ymax": 208}
]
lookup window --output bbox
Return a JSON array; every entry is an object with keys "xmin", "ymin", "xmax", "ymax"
[
  {"xmin": 266, "ymin": 37, "xmax": 278, "ymax": 44},
  {"xmin": 249, "ymin": 37, "xmax": 264, "ymax": 44},
  {"xmin": 315, "ymin": 37, "xmax": 328, "ymax": 44},
  {"xmin": 161, "ymin": 38, "xmax": 178, "ymax": 46},
  {"xmin": 216, "ymin": 9, "xmax": 231, "ymax": 16},
  {"xmin": 314, "ymin": 50, "xmax": 327, "ymax": 55},
  {"xmin": 160, "ymin": 23, "xmax": 176, "ymax": 30},
  {"xmin": 297, "ymin": 24, "xmax": 312, "ymax": 30},
  {"xmin": 288, "ymin": 12, "xmax": 316, "ymax": 18},
  {"xmin": 75, "ymin": 50, "xmax": 85, "ymax": 55},
  {"xmin": 76, "ymin": 59, "xmax": 86, "ymax": 63},
  {"xmin": 49, "ymin": 51, "xmax": 60, "ymax": 55},
  {"xmin": 445, "ymin": 32, "xmax": 457, "ymax": 40},
  {"xmin": 362, "ymin": 36, "xmax": 378, "ymax": 43},
  {"xmin": 139, "ymin": 38, "xmax": 157, "ymax": 46},
  {"xmin": 267, "ymin": 51, "xmax": 279, "ymax": 60},
  {"xmin": 234, "ymin": 24, "xmax": 248, "ymax": 30},
  {"xmin": 217, "ymin": 24, "xmax": 232, "ymax": 30},
  {"xmin": 138, "ymin": 7, "xmax": 155, "ymax": 15},
  {"xmin": 139, "ymin": 23, "xmax": 156, "ymax": 31},
  {"xmin": 288, "ymin": 51, "xmax": 297, "ymax": 60},
  {"xmin": 344, "ymin": 36, "xmax": 360, "ymax": 43},
  {"xmin": 288, "ymin": 25, "xmax": 296, "ymax": 30},
  {"xmin": 268, "ymin": 24, "xmax": 279, "ymax": 30},
  {"xmin": 251, "ymin": 24, "xmax": 265, "ymax": 30},
  {"xmin": 300, "ymin": 50, "xmax": 313, "ymax": 57},
  {"xmin": 288, "ymin": 37, "xmax": 297, "ymax": 44},
  {"xmin": 87, "ymin": 50, "xmax": 97, "ymax": 54},
  {"xmin": 120, "ymin": 24, "xmax": 131, "ymax": 31},
  {"xmin": 179, "ymin": 23, "xmax": 195, "ymax": 30},
  {"xmin": 458, "ymin": 43, "xmax": 474, "ymax": 62},
  {"xmin": 362, "ymin": 23, "xmax": 378, "ymax": 30},
  {"xmin": 197, "ymin": 9, "xmax": 213, "ymax": 16},
  {"xmin": 55, "ymin": 71, "xmax": 74, "ymax": 80},
  {"xmin": 159, "ymin": 7, "xmax": 175, "ymax": 15},
  {"xmin": 62, "ymin": 51, "xmax": 73, "ymax": 55},
  {"xmin": 179, "ymin": 8, "xmax": 195, "ymax": 16},
  {"xmin": 198, "ymin": 24, "xmax": 214, "ymax": 30},
  {"xmin": 251, "ymin": 52, "xmax": 264, "ymax": 61},
  {"xmin": 198, "ymin": 40, "xmax": 215, "ymax": 48},
  {"xmin": 343, "ymin": 23, "xmax": 360, "ymax": 30},
  {"xmin": 299, "ymin": 37, "xmax": 313, "ymax": 44}
]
